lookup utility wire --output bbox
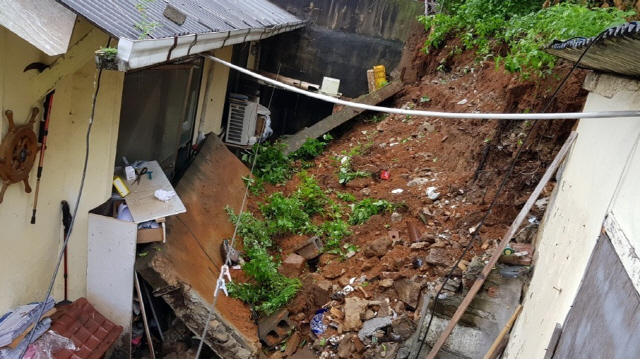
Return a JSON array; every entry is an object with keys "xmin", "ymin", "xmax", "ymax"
[
  {"xmin": 194, "ymin": 63, "xmax": 282, "ymax": 359},
  {"xmin": 415, "ymin": 29, "xmax": 608, "ymax": 358},
  {"xmin": 18, "ymin": 38, "xmax": 111, "ymax": 359},
  {"xmin": 203, "ymin": 55, "xmax": 640, "ymax": 120}
]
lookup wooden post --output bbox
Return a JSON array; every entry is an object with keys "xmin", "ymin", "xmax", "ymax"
[
  {"xmin": 482, "ymin": 305, "xmax": 523, "ymax": 359},
  {"xmin": 426, "ymin": 132, "xmax": 578, "ymax": 359}
]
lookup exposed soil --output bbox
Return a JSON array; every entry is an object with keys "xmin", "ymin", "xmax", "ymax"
[{"xmin": 237, "ymin": 28, "xmax": 589, "ymax": 358}]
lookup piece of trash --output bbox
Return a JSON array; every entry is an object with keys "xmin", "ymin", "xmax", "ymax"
[
  {"xmin": 499, "ymin": 265, "xmax": 529, "ymax": 278},
  {"xmin": 380, "ymin": 170, "xmax": 390, "ymax": 180},
  {"xmin": 154, "ymin": 189, "xmax": 176, "ymax": 202},
  {"xmin": 349, "ymin": 277, "xmax": 356, "ymax": 285},
  {"xmin": 413, "ymin": 258, "xmax": 424, "ymax": 269},
  {"xmin": 389, "ymin": 142, "xmax": 399, "ymax": 146},
  {"xmin": 345, "ymin": 250, "xmax": 356, "ymax": 258},
  {"xmin": 311, "ymin": 309, "xmax": 329, "ymax": 335},
  {"xmin": 426, "ymin": 187, "xmax": 440, "ymax": 200},
  {"xmin": 457, "ymin": 99, "xmax": 468, "ymax": 105},
  {"xmin": 391, "ymin": 188, "xmax": 404, "ymax": 194},
  {"xmin": 343, "ymin": 285, "xmax": 355, "ymax": 294}
]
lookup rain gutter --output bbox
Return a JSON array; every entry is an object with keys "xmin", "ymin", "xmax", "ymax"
[{"xmin": 115, "ymin": 21, "xmax": 306, "ymax": 71}]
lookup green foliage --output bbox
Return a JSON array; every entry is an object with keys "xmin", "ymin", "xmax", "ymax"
[
  {"xmin": 295, "ymin": 172, "xmax": 328, "ymax": 216},
  {"xmin": 97, "ymin": 47, "xmax": 118, "ymax": 60},
  {"xmin": 322, "ymin": 219, "xmax": 352, "ymax": 249},
  {"xmin": 419, "ymin": 1, "xmax": 633, "ymax": 76},
  {"xmin": 243, "ymin": 142, "xmax": 293, "ymax": 185},
  {"xmin": 260, "ymin": 193, "xmax": 316, "ymax": 235},
  {"xmin": 337, "ymin": 155, "xmax": 370, "ymax": 184},
  {"xmin": 349, "ymin": 199, "xmax": 396, "ymax": 225},
  {"xmin": 336, "ymin": 192, "xmax": 357, "ymax": 202},
  {"xmin": 134, "ymin": 0, "xmax": 161, "ymax": 39},
  {"xmin": 291, "ymin": 134, "xmax": 333, "ymax": 161},
  {"xmin": 225, "ymin": 207, "xmax": 301, "ymax": 315}
]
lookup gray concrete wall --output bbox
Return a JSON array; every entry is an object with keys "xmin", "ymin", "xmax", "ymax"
[{"xmin": 261, "ymin": 0, "xmax": 424, "ymax": 97}]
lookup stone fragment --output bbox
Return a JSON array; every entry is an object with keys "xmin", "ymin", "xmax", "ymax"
[
  {"xmin": 358, "ymin": 316, "xmax": 393, "ymax": 341},
  {"xmin": 391, "ymin": 212, "xmax": 403, "ymax": 223},
  {"xmin": 425, "ymin": 248, "xmax": 451, "ymax": 266},
  {"xmin": 337, "ymin": 336, "xmax": 354, "ymax": 359},
  {"xmin": 379, "ymin": 278, "xmax": 394, "ymax": 288},
  {"xmin": 330, "ymin": 307, "xmax": 344, "ymax": 320},
  {"xmin": 364, "ymin": 236, "xmax": 391, "ymax": 258},
  {"xmin": 394, "ymin": 279, "xmax": 422, "ymax": 309},
  {"xmin": 283, "ymin": 332, "xmax": 301, "ymax": 358},
  {"xmin": 289, "ymin": 347, "xmax": 316, "ymax": 359},
  {"xmin": 391, "ymin": 314, "xmax": 417, "ymax": 341},
  {"xmin": 407, "ymin": 178, "xmax": 430, "ymax": 187},
  {"xmin": 353, "ymin": 336, "xmax": 365, "ymax": 353},
  {"xmin": 313, "ymin": 280, "xmax": 333, "ymax": 307},
  {"xmin": 278, "ymin": 253, "xmax": 306, "ymax": 278},
  {"xmin": 364, "ymin": 310, "xmax": 376, "ymax": 320},
  {"xmin": 344, "ymin": 297, "xmax": 369, "ymax": 331},
  {"xmin": 410, "ymin": 242, "xmax": 430, "ymax": 250}
]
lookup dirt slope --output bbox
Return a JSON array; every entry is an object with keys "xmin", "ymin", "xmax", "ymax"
[{"xmin": 237, "ymin": 29, "xmax": 590, "ymax": 358}]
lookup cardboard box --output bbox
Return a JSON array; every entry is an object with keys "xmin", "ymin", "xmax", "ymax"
[{"xmin": 137, "ymin": 218, "xmax": 166, "ymax": 244}]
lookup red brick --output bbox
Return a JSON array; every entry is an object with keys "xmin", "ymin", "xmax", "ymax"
[{"xmin": 278, "ymin": 253, "xmax": 307, "ymax": 278}]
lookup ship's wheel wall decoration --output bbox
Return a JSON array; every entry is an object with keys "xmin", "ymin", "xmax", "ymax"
[{"xmin": 0, "ymin": 108, "xmax": 40, "ymax": 204}]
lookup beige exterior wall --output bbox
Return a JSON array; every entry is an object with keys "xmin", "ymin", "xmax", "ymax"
[
  {"xmin": 196, "ymin": 46, "xmax": 233, "ymax": 137},
  {"xmin": 505, "ymin": 73, "xmax": 640, "ymax": 358},
  {"xmin": 0, "ymin": 20, "xmax": 124, "ymax": 311}
]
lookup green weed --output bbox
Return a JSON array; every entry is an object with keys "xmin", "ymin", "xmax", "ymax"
[{"xmin": 349, "ymin": 199, "xmax": 396, "ymax": 225}]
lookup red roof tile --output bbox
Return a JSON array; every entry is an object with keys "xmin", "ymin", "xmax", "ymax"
[{"xmin": 49, "ymin": 298, "xmax": 123, "ymax": 359}]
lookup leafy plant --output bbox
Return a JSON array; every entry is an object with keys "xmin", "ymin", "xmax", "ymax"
[
  {"xmin": 243, "ymin": 142, "xmax": 292, "ymax": 185},
  {"xmin": 291, "ymin": 134, "xmax": 333, "ymax": 161},
  {"xmin": 295, "ymin": 172, "xmax": 328, "ymax": 216},
  {"xmin": 419, "ymin": 1, "xmax": 634, "ymax": 77},
  {"xmin": 337, "ymin": 155, "xmax": 370, "ymax": 184},
  {"xmin": 134, "ymin": 0, "xmax": 162, "ymax": 39},
  {"xmin": 97, "ymin": 47, "xmax": 118, "ymax": 60},
  {"xmin": 260, "ymin": 193, "xmax": 316, "ymax": 235},
  {"xmin": 225, "ymin": 207, "xmax": 301, "ymax": 315},
  {"xmin": 336, "ymin": 192, "xmax": 357, "ymax": 202},
  {"xmin": 349, "ymin": 199, "xmax": 396, "ymax": 225}
]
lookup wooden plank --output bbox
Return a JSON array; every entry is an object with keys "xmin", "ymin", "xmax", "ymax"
[
  {"xmin": 542, "ymin": 323, "xmax": 562, "ymax": 359},
  {"xmin": 552, "ymin": 233, "xmax": 640, "ymax": 358},
  {"xmin": 426, "ymin": 131, "xmax": 578, "ymax": 359},
  {"xmin": 0, "ymin": 0, "xmax": 76, "ymax": 56},
  {"xmin": 482, "ymin": 305, "xmax": 522, "ymax": 359},
  {"xmin": 32, "ymin": 27, "xmax": 108, "ymax": 99},
  {"xmin": 283, "ymin": 80, "xmax": 403, "ymax": 154}
]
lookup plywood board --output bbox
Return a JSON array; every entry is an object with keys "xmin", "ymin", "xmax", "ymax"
[
  {"xmin": 552, "ymin": 234, "xmax": 640, "ymax": 358},
  {"xmin": 87, "ymin": 213, "xmax": 137, "ymax": 358},
  {"xmin": 124, "ymin": 160, "xmax": 186, "ymax": 223}
]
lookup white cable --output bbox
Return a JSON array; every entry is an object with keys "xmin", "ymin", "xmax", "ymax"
[{"xmin": 204, "ymin": 55, "xmax": 640, "ymax": 120}]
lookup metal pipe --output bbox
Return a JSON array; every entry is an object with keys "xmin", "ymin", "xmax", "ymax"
[{"xmin": 204, "ymin": 55, "xmax": 640, "ymax": 120}]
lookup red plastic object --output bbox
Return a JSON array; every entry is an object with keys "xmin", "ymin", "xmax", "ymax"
[
  {"xmin": 49, "ymin": 298, "xmax": 123, "ymax": 359},
  {"xmin": 380, "ymin": 170, "xmax": 390, "ymax": 180}
]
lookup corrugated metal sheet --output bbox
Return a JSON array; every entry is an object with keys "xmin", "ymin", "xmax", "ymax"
[
  {"xmin": 55, "ymin": 0, "xmax": 303, "ymax": 40},
  {"xmin": 547, "ymin": 21, "xmax": 640, "ymax": 78}
]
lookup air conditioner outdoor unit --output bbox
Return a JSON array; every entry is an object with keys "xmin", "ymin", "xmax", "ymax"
[{"xmin": 225, "ymin": 94, "xmax": 258, "ymax": 146}]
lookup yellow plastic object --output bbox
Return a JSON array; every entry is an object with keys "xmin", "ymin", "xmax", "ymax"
[
  {"xmin": 373, "ymin": 65, "xmax": 387, "ymax": 89},
  {"xmin": 113, "ymin": 176, "xmax": 130, "ymax": 197}
]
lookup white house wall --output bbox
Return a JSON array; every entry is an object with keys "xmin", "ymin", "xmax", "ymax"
[
  {"xmin": 505, "ymin": 73, "xmax": 640, "ymax": 358},
  {"xmin": 0, "ymin": 20, "xmax": 124, "ymax": 311},
  {"xmin": 195, "ymin": 46, "xmax": 233, "ymax": 137}
]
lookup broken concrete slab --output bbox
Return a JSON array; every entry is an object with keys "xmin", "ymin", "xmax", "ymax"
[
  {"xmin": 358, "ymin": 316, "xmax": 393, "ymax": 342},
  {"xmin": 426, "ymin": 247, "xmax": 453, "ymax": 266},
  {"xmin": 279, "ymin": 253, "xmax": 307, "ymax": 278},
  {"xmin": 283, "ymin": 81, "xmax": 404, "ymax": 154},
  {"xmin": 364, "ymin": 236, "xmax": 391, "ymax": 258},
  {"xmin": 136, "ymin": 135, "xmax": 258, "ymax": 358},
  {"xmin": 283, "ymin": 332, "xmax": 301, "ymax": 357},
  {"xmin": 394, "ymin": 278, "xmax": 422, "ymax": 309},
  {"xmin": 344, "ymin": 297, "xmax": 369, "ymax": 331}
]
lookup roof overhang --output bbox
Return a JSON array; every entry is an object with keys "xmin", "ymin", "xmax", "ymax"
[
  {"xmin": 116, "ymin": 22, "xmax": 305, "ymax": 71},
  {"xmin": 0, "ymin": 0, "xmax": 76, "ymax": 56}
]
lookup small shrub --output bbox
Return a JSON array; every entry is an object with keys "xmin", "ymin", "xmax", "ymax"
[
  {"xmin": 243, "ymin": 142, "xmax": 292, "ymax": 185},
  {"xmin": 291, "ymin": 134, "xmax": 333, "ymax": 161},
  {"xmin": 336, "ymin": 192, "xmax": 357, "ymax": 202},
  {"xmin": 349, "ymin": 199, "xmax": 396, "ymax": 225},
  {"xmin": 260, "ymin": 193, "xmax": 316, "ymax": 235},
  {"xmin": 295, "ymin": 172, "xmax": 328, "ymax": 216}
]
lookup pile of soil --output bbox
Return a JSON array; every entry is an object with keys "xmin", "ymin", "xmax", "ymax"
[{"xmin": 236, "ymin": 32, "xmax": 589, "ymax": 358}]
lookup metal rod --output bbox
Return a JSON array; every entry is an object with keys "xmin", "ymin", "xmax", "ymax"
[{"xmin": 31, "ymin": 92, "xmax": 54, "ymax": 224}]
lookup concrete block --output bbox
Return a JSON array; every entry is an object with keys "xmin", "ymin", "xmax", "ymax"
[
  {"xmin": 293, "ymin": 236, "xmax": 324, "ymax": 260},
  {"xmin": 278, "ymin": 253, "xmax": 307, "ymax": 278},
  {"xmin": 258, "ymin": 310, "xmax": 294, "ymax": 348},
  {"xmin": 313, "ymin": 280, "xmax": 332, "ymax": 307}
]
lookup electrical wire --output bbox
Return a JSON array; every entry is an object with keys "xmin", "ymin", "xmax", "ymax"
[
  {"xmin": 203, "ymin": 55, "xmax": 640, "ymax": 120},
  {"xmin": 414, "ymin": 29, "xmax": 608, "ymax": 358},
  {"xmin": 18, "ymin": 38, "xmax": 110, "ymax": 359}
]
